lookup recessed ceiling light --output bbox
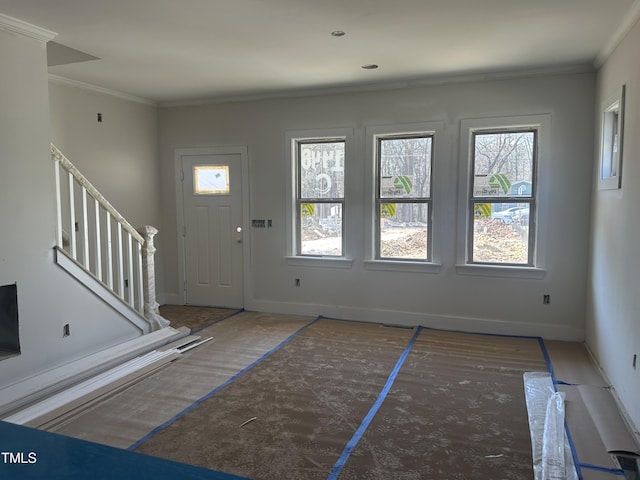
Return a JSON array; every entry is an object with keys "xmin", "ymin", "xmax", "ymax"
[
  {"xmin": 362, "ymin": 64, "xmax": 379, "ymax": 70},
  {"xmin": 331, "ymin": 31, "xmax": 346, "ymax": 37}
]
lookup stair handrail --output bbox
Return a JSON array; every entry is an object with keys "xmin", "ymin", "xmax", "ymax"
[
  {"xmin": 51, "ymin": 144, "xmax": 169, "ymax": 331},
  {"xmin": 51, "ymin": 144, "xmax": 144, "ymax": 245}
]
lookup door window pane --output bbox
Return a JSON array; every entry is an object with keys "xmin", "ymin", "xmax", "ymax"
[{"xmin": 194, "ymin": 165, "xmax": 229, "ymax": 194}]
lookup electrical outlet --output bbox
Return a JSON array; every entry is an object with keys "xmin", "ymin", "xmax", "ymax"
[
  {"xmin": 543, "ymin": 294, "xmax": 550, "ymax": 304},
  {"xmin": 63, "ymin": 324, "xmax": 70, "ymax": 337}
]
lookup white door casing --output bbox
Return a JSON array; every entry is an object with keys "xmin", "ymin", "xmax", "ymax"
[{"xmin": 175, "ymin": 146, "xmax": 249, "ymax": 308}]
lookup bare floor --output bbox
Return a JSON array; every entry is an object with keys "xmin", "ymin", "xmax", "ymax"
[{"xmin": 42, "ymin": 307, "xmax": 637, "ymax": 479}]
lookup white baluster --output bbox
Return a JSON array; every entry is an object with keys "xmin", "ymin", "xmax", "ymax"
[
  {"xmin": 94, "ymin": 198, "xmax": 102, "ymax": 281},
  {"xmin": 81, "ymin": 186, "xmax": 89, "ymax": 269},
  {"xmin": 136, "ymin": 241, "xmax": 144, "ymax": 314},
  {"xmin": 105, "ymin": 211, "xmax": 113, "ymax": 289},
  {"xmin": 68, "ymin": 172, "xmax": 77, "ymax": 260},
  {"xmin": 54, "ymin": 159, "xmax": 63, "ymax": 247},
  {"xmin": 116, "ymin": 222, "xmax": 124, "ymax": 299},
  {"xmin": 127, "ymin": 232, "xmax": 134, "ymax": 307}
]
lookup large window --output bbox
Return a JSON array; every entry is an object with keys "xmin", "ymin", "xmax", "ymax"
[
  {"xmin": 469, "ymin": 129, "xmax": 537, "ymax": 266},
  {"xmin": 295, "ymin": 139, "xmax": 345, "ymax": 256},
  {"xmin": 375, "ymin": 134, "xmax": 432, "ymax": 260}
]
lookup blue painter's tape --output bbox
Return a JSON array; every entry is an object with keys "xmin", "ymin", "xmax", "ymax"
[
  {"xmin": 536, "ymin": 337, "xmax": 556, "ymax": 383},
  {"xmin": 327, "ymin": 326, "xmax": 422, "ymax": 480},
  {"xmin": 0, "ymin": 420, "xmax": 248, "ymax": 480},
  {"xmin": 578, "ymin": 462, "xmax": 626, "ymax": 476},
  {"xmin": 192, "ymin": 308, "xmax": 244, "ymax": 334},
  {"xmin": 129, "ymin": 315, "xmax": 320, "ymax": 451},
  {"xmin": 536, "ymin": 344, "xmax": 625, "ymax": 479},
  {"xmin": 536, "ymin": 337, "xmax": 585, "ymax": 480},
  {"xmin": 554, "ymin": 380, "xmax": 579, "ymax": 386},
  {"xmin": 565, "ymin": 420, "xmax": 585, "ymax": 480}
]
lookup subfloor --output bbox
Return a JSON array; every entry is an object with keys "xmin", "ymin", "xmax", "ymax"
[{"xmin": 32, "ymin": 307, "xmax": 640, "ymax": 479}]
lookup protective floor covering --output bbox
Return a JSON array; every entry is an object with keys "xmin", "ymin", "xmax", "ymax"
[
  {"xmin": 47, "ymin": 311, "xmax": 313, "ymax": 448},
  {"xmin": 135, "ymin": 324, "xmax": 548, "ymax": 480},
  {"xmin": 135, "ymin": 319, "xmax": 416, "ymax": 479},
  {"xmin": 338, "ymin": 329, "xmax": 548, "ymax": 480},
  {"xmin": 159, "ymin": 305, "xmax": 240, "ymax": 332},
  {"xmin": 545, "ymin": 340, "xmax": 639, "ymax": 479},
  {"xmin": 39, "ymin": 311, "xmax": 639, "ymax": 480}
]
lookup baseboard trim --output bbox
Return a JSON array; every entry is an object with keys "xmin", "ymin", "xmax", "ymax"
[
  {"xmin": 160, "ymin": 293, "xmax": 182, "ymax": 306},
  {"xmin": 247, "ymin": 298, "xmax": 584, "ymax": 341}
]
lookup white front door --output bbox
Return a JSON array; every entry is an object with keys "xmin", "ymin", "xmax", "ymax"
[{"xmin": 177, "ymin": 147, "xmax": 245, "ymax": 308}]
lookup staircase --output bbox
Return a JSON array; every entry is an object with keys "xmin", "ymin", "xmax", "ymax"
[{"xmin": 51, "ymin": 144, "xmax": 169, "ymax": 332}]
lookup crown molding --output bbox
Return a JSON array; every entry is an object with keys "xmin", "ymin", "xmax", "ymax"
[
  {"xmin": 48, "ymin": 74, "xmax": 157, "ymax": 106},
  {"xmin": 0, "ymin": 13, "xmax": 56, "ymax": 42},
  {"xmin": 595, "ymin": 0, "xmax": 640, "ymax": 67},
  {"xmin": 160, "ymin": 63, "xmax": 595, "ymax": 108}
]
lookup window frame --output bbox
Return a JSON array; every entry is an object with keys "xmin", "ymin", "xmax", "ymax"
[
  {"xmin": 363, "ymin": 121, "xmax": 444, "ymax": 274},
  {"xmin": 374, "ymin": 132, "xmax": 434, "ymax": 262},
  {"xmin": 457, "ymin": 115, "xmax": 549, "ymax": 279},
  {"xmin": 295, "ymin": 138, "xmax": 345, "ymax": 257},
  {"xmin": 285, "ymin": 127, "xmax": 354, "ymax": 267},
  {"xmin": 467, "ymin": 128, "xmax": 538, "ymax": 267},
  {"xmin": 599, "ymin": 84, "xmax": 625, "ymax": 190}
]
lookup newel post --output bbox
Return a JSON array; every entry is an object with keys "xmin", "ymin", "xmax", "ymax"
[{"xmin": 138, "ymin": 225, "xmax": 171, "ymax": 330}]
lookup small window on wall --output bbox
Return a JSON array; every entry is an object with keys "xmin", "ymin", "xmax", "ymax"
[
  {"xmin": 376, "ymin": 134, "xmax": 432, "ymax": 260},
  {"xmin": 599, "ymin": 85, "xmax": 625, "ymax": 190},
  {"xmin": 296, "ymin": 139, "xmax": 345, "ymax": 256},
  {"xmin": 469, "ymin": 129, "xmax": 537, "ymax": 266},
  {"xmin": 194, "ymin": 165, "xmax": 229, "ymax": 194}
]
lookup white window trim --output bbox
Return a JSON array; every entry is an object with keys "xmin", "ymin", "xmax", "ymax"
[
  {"xmin": 285, "ymin": 127, "xmax": 355, "ymax": 267},
  {"xmin": 365, "ymin": 121, "xmax": 445, "ymax": 273},
  {"xmin": 598, "ymin": 84, "xmax": 625, "ymax": 191},
  {"xmin": 456, "ymin": 114, "xmax": 550, "ymax": 278}
]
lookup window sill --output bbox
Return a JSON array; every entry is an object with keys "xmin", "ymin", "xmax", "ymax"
[
  {"xmin": 455, "ymin": 264, "xmax": 546, "ymax": 279},
  {"xmin": 285, "ymin": 256, "xmax": 353, "ymax": 269},
  {"xmin": 364, "ymin": 260, "xmax": 442, "ymax": 274}
]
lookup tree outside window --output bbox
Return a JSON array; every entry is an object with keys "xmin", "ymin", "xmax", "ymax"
[
  {"xmin": 296, "ymin": 140, "xmax": 345, "ymax": 256},
  {"xmin": 470, "ymin": 130, "xmax": 537, "ymax": 265},
  {"xmin": 376, "ymin": 134, "xmax": 432, "ymax": 261}
]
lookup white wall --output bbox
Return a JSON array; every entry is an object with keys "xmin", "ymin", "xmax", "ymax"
[
  {"xmin": 0, "ymin": 22, "xmax": 142, "ymax": 394},
  {"xmin": 48, "ymin": 80, "xmax": 164, "ymax": 295},
  {"xmin": 587, "ymin": 17, "xmax": 640, "ymax": 432},
  {"xmin": 159, "ymin": 72, "xmax": 595, "ymax": 341}
]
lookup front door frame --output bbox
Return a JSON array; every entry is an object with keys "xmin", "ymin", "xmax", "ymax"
[{"xmin": 174, "ymin": 146, "xmax": 251, "ymax": 307}]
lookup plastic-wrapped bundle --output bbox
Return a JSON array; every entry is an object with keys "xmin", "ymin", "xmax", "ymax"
[{"xmin": 523, "ymin": 372, "xmax": 578, "ymax": 480}]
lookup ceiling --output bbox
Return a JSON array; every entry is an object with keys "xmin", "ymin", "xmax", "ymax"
[{"xmin": 0, "ymin": 0, "xmax": 638, "ymax": 105}]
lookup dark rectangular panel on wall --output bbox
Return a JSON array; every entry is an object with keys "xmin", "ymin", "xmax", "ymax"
[{"xmin": 0, "ymin": 283, "xmax": 20, "ymax": 354}]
